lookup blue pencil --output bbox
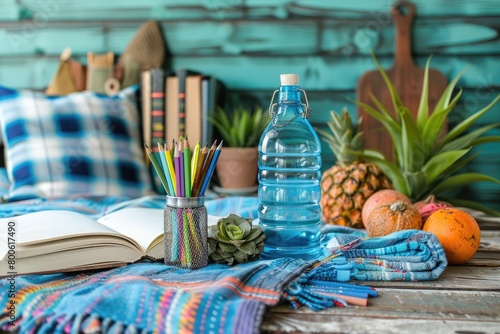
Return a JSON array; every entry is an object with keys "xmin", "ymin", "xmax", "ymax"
[
  {"xmin": 199, "ymin": 141, "xmax": 223, "ymax": 196},
  {"xmin": 157, "ymin": 142, "xmax": 175, "ymax": 196},
  {"xmin": 178, "ymin": 140, "xmax": 185, "ymax": 197},
  {"xmin": 309, "ymin": 280, "xmax": 378, "ymax": 297},
  {"xmin": 174, "ymin": 143, "xmax": 182, "ymax": 197}
]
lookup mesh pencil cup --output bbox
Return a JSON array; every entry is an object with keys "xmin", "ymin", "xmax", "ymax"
[{"xmin": 164, "ymin": 196, "xmax": 208, "ymax": 269}]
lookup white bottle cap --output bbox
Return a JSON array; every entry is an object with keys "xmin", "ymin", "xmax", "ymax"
[{"xmin": 280, "ymin": 74, "xmax": 299, "ymax": 86}]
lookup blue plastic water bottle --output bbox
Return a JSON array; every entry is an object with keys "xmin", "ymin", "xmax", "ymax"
[{"xmin": 258, "ymin": 74, "xmax": 322, "ymax": 260}]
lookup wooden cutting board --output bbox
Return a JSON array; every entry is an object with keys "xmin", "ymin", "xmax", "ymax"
[{"xmin": 357, "ymin": 0, "xmax": 448, "ymax": 161}]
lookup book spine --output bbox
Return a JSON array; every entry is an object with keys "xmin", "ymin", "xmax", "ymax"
[
  {"xmin": 176, "ymin": 69, "xmax": 188, "ymax": 138},
  {"xmin": 140, "ymin": 70, "xmax": 152, "ymax": 163},
  {"xmin": 150, "ymin": 68, "xmax": 165, "ymax": 153},
  {"xmin": 201, "ymin": 77, "xmax": 210, "ymax": 145}
]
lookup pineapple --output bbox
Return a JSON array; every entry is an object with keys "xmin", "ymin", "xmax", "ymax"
[
  {"xmin": 355, "ymin": 54, "xmax": 500, "ymax": 215},
  {"xmin": 317, "ymin": 108, "xmax": 392, "ymax": 228}
]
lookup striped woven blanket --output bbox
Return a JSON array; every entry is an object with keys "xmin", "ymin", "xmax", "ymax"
[
  {"xmin": 0, "ymin": 259, "xmax": 312, "ymax": 334},
  {"xmin": 0, "ymin": 195, "xmax": 448, "ymax": 333}
]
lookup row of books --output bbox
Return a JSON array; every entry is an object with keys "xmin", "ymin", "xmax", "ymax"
[{"xmin": 141, "ymin": 68, "xmax": 224, "ymax": 158}]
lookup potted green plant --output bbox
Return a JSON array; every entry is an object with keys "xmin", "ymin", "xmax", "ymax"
[{"xmin": 208, "ymin": 106, "xmax": 269, "ymax": 192}]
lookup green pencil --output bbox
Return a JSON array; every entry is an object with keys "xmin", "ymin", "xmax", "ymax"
[
  {"xmin": 157, "ymin": 142, "xmax": 175, "ymax": 196},
  {"xmin": 144, "ymin": 143, "xmax": 170, "ymax": 194},
  {"xmin": 183, "ymin": 138, "xmax": 192, "ymax": 197}
]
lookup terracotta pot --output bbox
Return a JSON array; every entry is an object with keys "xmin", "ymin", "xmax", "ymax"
[{"xmin": 215, "ymin": 147, "xmax": 258, "ymax": 189}]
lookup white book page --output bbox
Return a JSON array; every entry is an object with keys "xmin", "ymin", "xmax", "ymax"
[
  {"xmin": 0, "ymin": 210, "xmax": 124, "ymax": 246},
  {"xmin": 97, "ymin": 208, "xmax": 165, "ymax": 252}
]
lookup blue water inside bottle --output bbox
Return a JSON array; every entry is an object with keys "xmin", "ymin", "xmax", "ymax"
[{"xmin": 258, "ymin": 74, "xmax": 322, "ymax": 260}]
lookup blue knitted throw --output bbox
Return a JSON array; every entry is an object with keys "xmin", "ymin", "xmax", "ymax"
[{"xmin": 0, "ymin": 196, "xmax": 448, "ymax": 333}]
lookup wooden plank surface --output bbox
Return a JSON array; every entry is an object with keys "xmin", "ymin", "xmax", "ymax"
[
  {"xmin": 262, "ymin": 226, "xmax": 500, "ymax": 333},
  {"xmin": 268, "ymin": 288, "xmax": 500, "ymax": 320},
  {"xmin": 263, "ymin": 270, "xmax": 500, "ymax": 333},
  {"xmin": 262, "ymin": 313, "xmax": 500, "ymax": 334},
  {"xmin": 0, "ymin": 16, "xmax": 499, "ymax": 57},
  {"xmin": 4, "ymin": 0, "xmax": 500, "ymax": 20}
]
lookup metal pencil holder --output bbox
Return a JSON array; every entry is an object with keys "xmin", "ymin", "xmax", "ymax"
[{"xmin": 164, "ymin": 196, "xmax": 208, "ymax": 269}]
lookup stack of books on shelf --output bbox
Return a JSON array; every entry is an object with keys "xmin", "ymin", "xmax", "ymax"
[
  {"xmin": 141, "ymin": 68, "xmax": 225, "ymax": 192},
  {"xmin": 141, "ymin": 68, "xmax": 224, "ymax": 155}
]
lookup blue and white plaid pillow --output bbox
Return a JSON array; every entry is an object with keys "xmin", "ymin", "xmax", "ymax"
[{"xmin": 0, "ymin": 85, "xmax": 154, "ymax": 201}]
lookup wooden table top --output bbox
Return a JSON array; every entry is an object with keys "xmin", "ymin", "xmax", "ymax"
[{"xmin": 262, "ymin": 215, "xmax": 500, "ymax": 334}]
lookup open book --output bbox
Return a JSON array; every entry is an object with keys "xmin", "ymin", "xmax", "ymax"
[{"xmin": 0, "ymin": 208, "xmax": 222, "ymax": 276}]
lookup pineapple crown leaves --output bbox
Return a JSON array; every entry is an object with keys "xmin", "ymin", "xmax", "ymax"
[
  {"xmin": 207, "ymin": 106, "xmax": 269, "ymax": 147},
  {"xmin": 353, "ymin": 52, "xmax": 500, "ymax": 214},
  {"xmin": 207, "ymin": 214, "xmax": 266, "ymax": 265},
  {"xmin": 316, "ymin": 107, "xmax": 365, "ymax": 167}
]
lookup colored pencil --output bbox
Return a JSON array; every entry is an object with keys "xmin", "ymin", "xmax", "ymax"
[
  {"xmin": 199, "ymin": 140, "xmax": 223, "ymax": 196},
  {"xmin": 308, "ymin": 280, "xmax": 378, "ymax": 297},
  {"xmin": 148, "ymin": 135, "xmax": 221, "ymax": 199},
  {"xmin": 190, "ymin": 141, "xmax": 200, "ymax": 188},
  {"xmin": 173, "ymin": 143, "xmax": 182, "ymax": 197},
  {"xmin": 165, "ymin": 142, "xmax": 176, "ymax": 194},
  {"xmin": 195, "ymin": 140, "xmax": 217, "ymax": 195},
  {"xmin": 191, "ymin": 144, "xmax": 208, "ymax": 196},
  {"xmin": 145, "ymin": 143, "xmax": 169, "ymax": 194},
  {"xmin": 182, "ymin": 212, "xmax": 192, "ymax": 265},
  {"xmin": 157, "ymin": 142, "xmax": 174, "ymax": 196},
  {"xmin": 183, "ymin": 137, "xmax": 192, "ymax": 197},
  {"xmin": 170, "ymin": 210, "xmax": 179, "ymax": 262},
  {"xmin": 178, "ymin": 140, "xmax": 185, "ymax": 198}
]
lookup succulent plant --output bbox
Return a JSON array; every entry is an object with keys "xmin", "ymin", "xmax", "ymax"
[
  {"xmin": 355, "ymin": 53, "xmax": 500, "ymax": 215},
  {"xmin": 208, "ymin": 214, "xmax": 266, "ymax": 265},
  {"xmin": 207, "ymin": 106, "xmax": 269, "ymax": 147}
]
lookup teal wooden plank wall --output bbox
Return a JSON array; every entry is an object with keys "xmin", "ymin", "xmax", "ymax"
[{"xmin": 0, "ymin": 0, "xmax": 499, "ymax": 208}]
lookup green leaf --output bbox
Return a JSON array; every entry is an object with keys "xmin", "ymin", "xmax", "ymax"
[
  {"xmin": 433, "ymin": 66, "xmax": 467, "ymax": 112},
  {"xmin": 352, "ymin": 99, "xmax": 402, "ymax": 152},
  {"xmin": 398, "ymin": 106, "xmax": 421, "ymax": 172},
  {"xmin": 238, "ymin": 241, "xmax": 260, "ymax": 255},
  {"xmin": 444, "ymin": 94, "xmax": 500, "ymax": 144},
  {"xmin": 234, "ymin": 250, "xmax": 248, "ymax": 263},
  {"xmin": 428, "ymin": 173, "xmax": 500, "ymax": 196},
  {"xmin": 245, "ymin": 228, "xmax": 263, "ymax": 242},
  {"xmin": 404, "ymin": 171, "xmax": 427, "ymax": 200},
  {"xmin": 357, "ymin": 149, "xmax": 386, "ymax": 160},
  {"xmin": 423, "ymin": 89, "xmax": 462, "ymax": 153},
  {"xmin": 219, "ymin": 242, "xmax": 237, "ymax": 253},
  {"xmin": 208, "ymin": 106, "xmax": 268, "ymax": 147},
  {"xmin": 367, "ymin": 94, "xmax": 405, "ymax": 167},
  {"xmin": 229, "ymin": 128, "xmax": 239, "ymax": 147},
  {"xmin": 439, "ymin": 123, "xmax": 499, "ymax": 152},
  {"xmin": 422, "ymin": 149, "xmax": 470, "ymax": 185},
  {"xmin": 209, "ymin": 252, "xmax": 224, "ymax": 261},
  {"xmin": 370, "ymin": 51, "xmax": 405, "ymax": 113},
  {"xmin": 416, "ymin": 56, "xmax": 432, "ymax": 132},
  {"xmin": 369, "ymin": 93, "xmax": 398, "ymax": 123},
  {"xmin": 354, "ymin": 150, "xmax": 410, "ymax": 196},
  {"xmin": 470, "ymin": 135, "xmax": 500, "ymax": 146},
  {"xmin": 438, "ymin": 152, "xmax": 479, "ymax": 179},
  {"xmin": 252, "ymin": 232, "xmax": 266, "ymax": 245}
]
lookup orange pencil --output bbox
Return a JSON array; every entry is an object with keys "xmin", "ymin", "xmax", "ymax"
[
  {"xmin": 194, "ymin": 140, "xmax": 216, "ymax": 196},
  {"xmin": 191, "ymin": 143, "xmax": 209, "ymax": 196}
]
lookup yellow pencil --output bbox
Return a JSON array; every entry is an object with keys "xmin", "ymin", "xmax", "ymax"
[
  {"xmin": 158, "ymin": 142, "xmax": 175, "ymax": 196},
  {"xmin": 192, "ymin": 144, "xmax": 208, "ymax": 197},
  {"xmin": 190, "ymin": 141, "xmax": 200, "ymax": 188},
  {"xmin": 165, "ymin": 142, "xmax": 177, "ymax": 194}
]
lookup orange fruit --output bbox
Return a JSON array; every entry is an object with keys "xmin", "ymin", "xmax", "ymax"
[
  {"xmin": 361, "ymin": 189, "xmax": 412, "ymax": 228},
  {"xmin": 422, "ymin": 208, "xmax": 481, "ymax": 265}
]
